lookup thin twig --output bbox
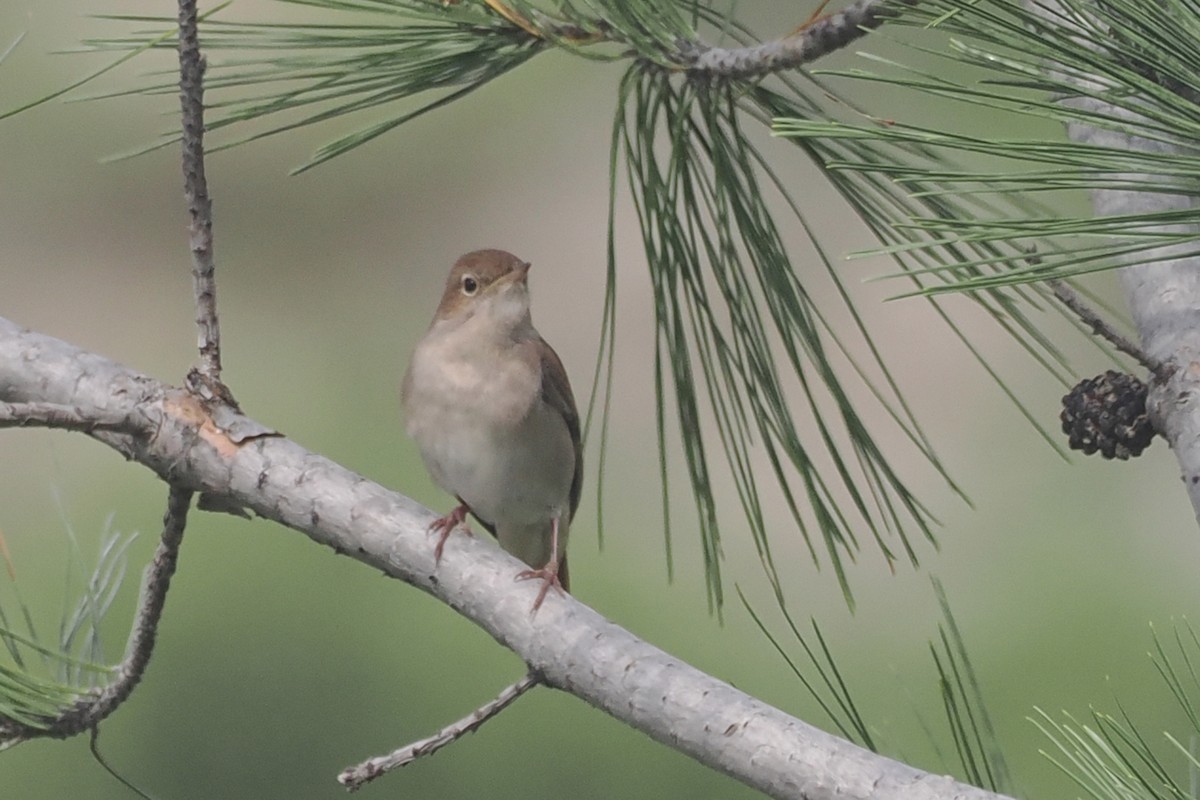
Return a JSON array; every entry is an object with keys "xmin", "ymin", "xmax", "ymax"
[
  {"xmin": 338, "ymin": 673, "xmax": 541, "ymax": 791},
  {"xmin": 681, "ymin": 0, "xmax": 914, "ymax": 78},
  {"xmin": 178, "ymin": 0, "xmax": 221, "ymax": 386},
  {"xmin": 1048, "ymin": 279, "xmax": 1170, "ymax": 380},
  {"xmin": 485, "ymin": 0, "xmax": 907, "ymax": 74},
  {"xmin": 0, "ymin": 486, "xmax": 192, "ymax": 743},
  {"xmin": 89, "ymin": 728, "xmax": 156, "ymax": 800},
  {"xmin": 0, "ymin": 402, "xmax": 139, "ymax": 434}
]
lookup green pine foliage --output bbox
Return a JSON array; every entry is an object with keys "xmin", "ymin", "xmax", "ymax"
[
  {"xmin": 0, "ymin": 518, "xmax": 128, "ymax": 745},
  {"xmin": 19, "ymin": 0, "xmax": 1140, "ymax": 611},
  {"xmin": 5, "ymin": 1, "xmax": 1200, "ymax": 795},
  {"xmin": 775, "ymin": 0, "xmax": 1200, "ymax": 291}
]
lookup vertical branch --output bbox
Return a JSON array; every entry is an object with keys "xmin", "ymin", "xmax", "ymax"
[
  {"xmin": 86, "ymin": 485, "xmax": 193, "ymax": 722},
  {"xmin": 178, "ymin": 0, "xmax": 221, "ymax": 385},
  {"xmin": 1027, "ymin": 0, "xmax": 1200, "ymax": 519}
]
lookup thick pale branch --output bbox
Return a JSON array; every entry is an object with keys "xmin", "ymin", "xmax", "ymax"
[
  {"xmin": 1115, "ymin": 219, "xmax": 1200, "ymax": 518},
  {"xmin": 0, "ymin": 315, "xmax": 1008, "ymax": 800},
  {"xmin": 1080, "ymin": 132, "xmax": 1200, "ymax": 518},
  {"xmin": 0, "ymin": 402, "xmax": 140, "ymax": 434}
]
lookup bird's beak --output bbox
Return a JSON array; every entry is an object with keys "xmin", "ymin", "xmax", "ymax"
[{"xmin": 496, "ymin": 260, "xmax": 531, "ymax": 291}]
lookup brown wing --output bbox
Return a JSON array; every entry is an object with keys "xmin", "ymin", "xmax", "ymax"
[{"xmin": 536, "ymin": 337, "xmax": 583, "ymax": 523}]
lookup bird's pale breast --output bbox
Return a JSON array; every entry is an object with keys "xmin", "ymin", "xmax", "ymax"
[{"xmin": 403, "ymin": 326, "xmax": 574, "ymax": 534}]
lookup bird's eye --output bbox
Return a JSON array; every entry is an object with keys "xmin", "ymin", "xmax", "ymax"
[{"xmin": 461, "ymin": 275, "xmax": 479, "ymax": 296}]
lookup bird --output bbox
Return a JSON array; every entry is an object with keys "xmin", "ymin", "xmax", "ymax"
[{"xmin": 401, "ymin": 249, "xmax": 582, "ymax": 611}]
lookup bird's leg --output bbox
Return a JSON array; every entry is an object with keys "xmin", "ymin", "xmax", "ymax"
[
  {"xmin": 429, "ymin": 499, "xmax": 471, "ymax": 564},
  {"xmin": 515, "ymin": 516, "xmax": 566, "ymax": 612}
]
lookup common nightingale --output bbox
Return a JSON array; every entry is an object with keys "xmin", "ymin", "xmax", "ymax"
[{"xmin": 401, "ymin": 249, "xmax": 582, "ymax": 611}]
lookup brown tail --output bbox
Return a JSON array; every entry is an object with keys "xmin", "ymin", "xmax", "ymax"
[{"xmin": 558, "ymin": 552, "xmax": 569, "ymax": 592}]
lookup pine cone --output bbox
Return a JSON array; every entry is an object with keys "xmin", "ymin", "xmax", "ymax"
[{"xmin": 1060, "ymin": 370, "xmax": 1155, "ymax": 460}]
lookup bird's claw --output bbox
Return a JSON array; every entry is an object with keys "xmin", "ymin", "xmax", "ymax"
[
  {"xmin": 516, "ymin": 564, "xmax": 565, "ymax": 613},
  {"xmin": 429, "ymin": 503, "xmax": 470, "ymax": 564}
]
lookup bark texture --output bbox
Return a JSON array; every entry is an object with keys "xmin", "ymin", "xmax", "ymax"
[{"xmin": 0, "ymin": 315, "xmax": 1007, "ymax": 800}]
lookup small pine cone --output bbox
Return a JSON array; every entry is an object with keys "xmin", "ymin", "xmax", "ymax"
[{"xmin": 1060, "ymin": 370, "xmax": 1155, "ymax": 459}]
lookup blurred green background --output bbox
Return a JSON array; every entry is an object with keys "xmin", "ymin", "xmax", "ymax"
[{"xmin": 3, "ymin": 2, "xmax": 1199, "ymax": 799}]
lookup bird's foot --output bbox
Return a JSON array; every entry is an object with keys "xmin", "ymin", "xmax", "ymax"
[
  {"xmin": 429, "ymin": 503, "xmax": 471, "ymax": 564},
  {"xmin": 516, "ymin": 562, "xmax": 566, "ymax": 613}
]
